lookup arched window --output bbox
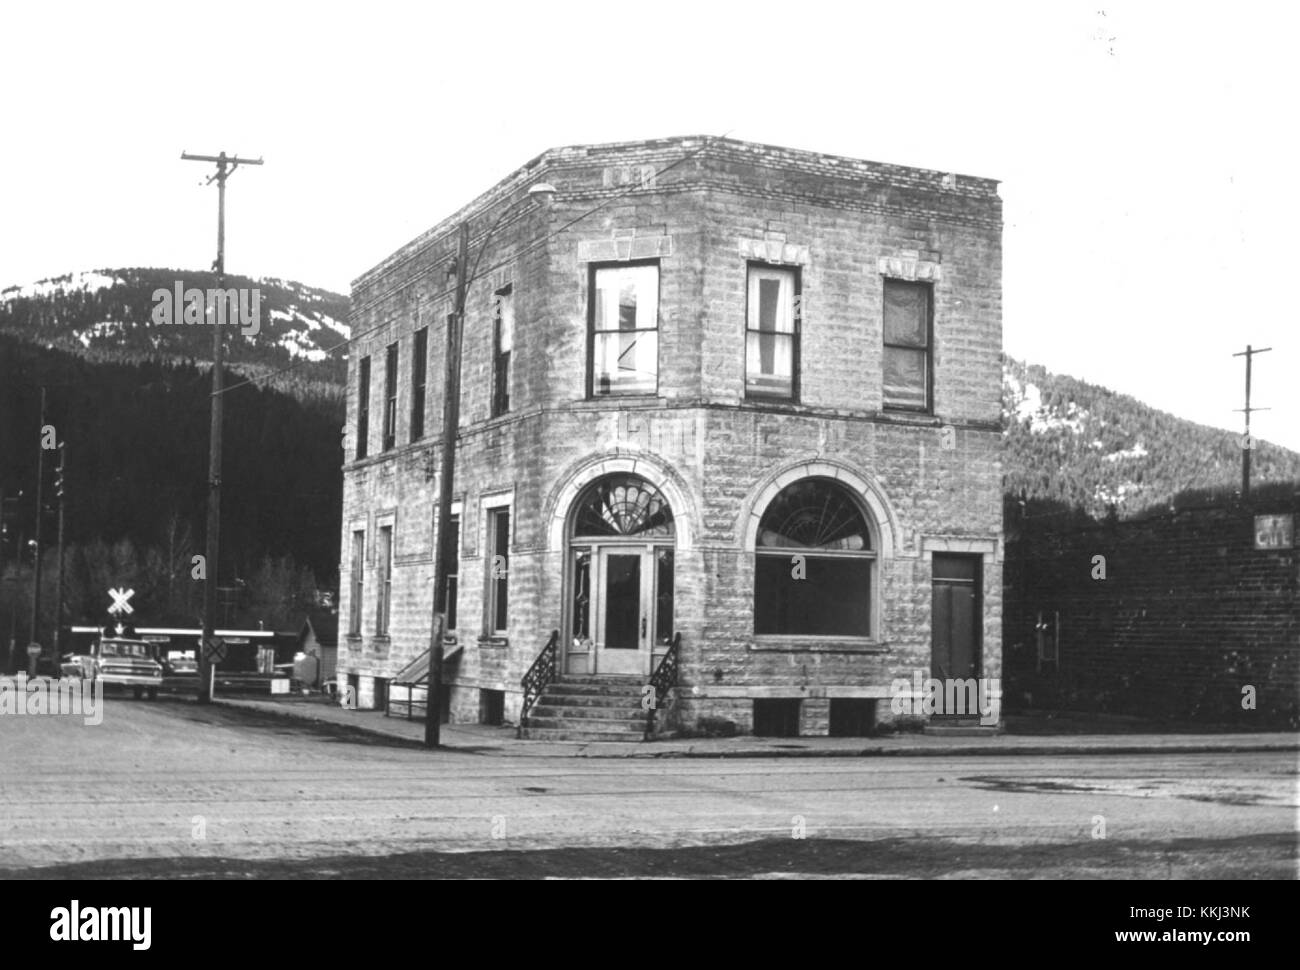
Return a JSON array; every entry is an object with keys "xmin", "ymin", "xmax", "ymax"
[
  {"xmin": 754, "ymin": 478, "xmax": 874, "ymax": 636},
  {"xmin": 572, "ymin": 474, "xmax": 675, "ymax": 539}
]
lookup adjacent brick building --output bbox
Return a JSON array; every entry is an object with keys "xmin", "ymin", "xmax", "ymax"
[
  {"xmin": 338, "ymin": 135, "xmax": 1004, "ymax": 736},
  {"xmin": 1004, "ymin": 496, "xmax": 1300, "ymax": 728}
]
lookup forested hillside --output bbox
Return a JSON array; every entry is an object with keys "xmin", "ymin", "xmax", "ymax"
[
  {"xmin": 1003, "ymin": 357, "xmax": 1300, "ymax": 518},
  {"xmin": 0, "ymin": 336, "xmax": 342, "ymax": 628}
]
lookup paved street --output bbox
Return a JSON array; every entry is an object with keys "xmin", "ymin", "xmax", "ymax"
[{"xmin": 1, "ymin": 696, "xmax": 1296, "ymax": 878}]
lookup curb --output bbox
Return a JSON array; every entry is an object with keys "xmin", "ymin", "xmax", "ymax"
[
  {"xmin": 596, "ymin": 742, "xmax": 1300, "ymax": 759},
  {"xmin": 211, "ymin": 698, "xmax": 1300, "ymax": 760}
]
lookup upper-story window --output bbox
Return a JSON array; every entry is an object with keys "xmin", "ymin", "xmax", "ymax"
[
  {"xmin": 410, "ymin": 326, "xmax": 428, "ymax": 442},
  {"xmin": 492, "ymin": 286, "xmax": 513, "ymax": 417},
  {"xmin": 882, "ymin": 279, "xmax": 932, "ymax": 412},
  {"xmin": 356, "ymin": 356, "xmax": 371, "ymax": 460},
  {"xmin": 589, "ymin": 262, "xmax": 658, "ymax": 396},
  {"xmin": 382, "ymin": 342, "xmax": 399, "ymax": 451},
  {"xmin": 746, "ymin": 264, "xmax": 800, "ymax": 401}
]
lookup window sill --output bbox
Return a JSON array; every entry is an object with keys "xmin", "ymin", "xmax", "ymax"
[
  {"xmin": 879, "ymin": 408, "xmax": 937, "ymax": 423},
  {"xmin": 577, "ymin": 394, "xmax": 663, "ymax": 407},
  {"xmin": 477, "ymin": 635, "xmax": 509, "ymax": 647},
  {"xmin": 750, "ymin": 636, "xmax": 887, "ymax": 654}
]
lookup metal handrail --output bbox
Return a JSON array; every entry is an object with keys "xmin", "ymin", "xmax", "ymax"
[
  {"xmin": 644, "ymin": 631, "xmax": 681, "ymax": 739},
  {"xmin": 519, "ymin": 629, "xmax": 559, "ymax": 737}
]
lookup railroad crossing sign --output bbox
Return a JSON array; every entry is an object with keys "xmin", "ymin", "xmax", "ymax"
[
  {"xmin": 107, "ymin": 587, "xmax": 135, "ymax": 615},
  {"xmin": 201, "ymin": 637, "xmax": 227, "ymax": 664}
]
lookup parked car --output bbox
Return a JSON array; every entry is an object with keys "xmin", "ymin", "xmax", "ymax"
[
  {"xmin": 162, "ymin": 652, "xmax": 198, "ymax": 676},
  {"xmin": 61, "ymin": 637, "xmax": 164, "ymax": 699}
]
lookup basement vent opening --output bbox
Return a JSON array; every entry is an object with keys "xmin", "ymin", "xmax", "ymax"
[
  {"xmin": 829, "ymin": 699, "xmax": 877, "ymax": 737},
  {"xmin": 480, "ymin": 688, "xmax": 505, "ymax": 726},
  {"xmin": 753, "ymin": 698, "xmax": 801, "ymax": 738}
]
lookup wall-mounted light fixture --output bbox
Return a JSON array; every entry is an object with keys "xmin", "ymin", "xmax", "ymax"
[{"xmin": 527, "ymin": 181, "xmax": 557, "ymax": 205}]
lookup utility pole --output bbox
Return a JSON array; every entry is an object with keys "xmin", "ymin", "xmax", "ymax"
[
  {"xmin": 418, "ymin": 184, "xmax": 554, "ymax": 746},
  {"xmin": 1, "ymin": 486, "xmax": 9, "ymax": 673},
  {"xmin": 29, "ymin": 386, "xmax": 46, "ymax": 655},
  {"xmin": 1233, "ymin": 344, "xmax": 1271, "ymax": 500},
  {"xmin": 426, "ymin": 221, "xmax": 469, "ymax": 748},
  {"xmin": 53, "ymin": 441, "xmax": 66, "ymax": 659},
  {"xmin": 182, "ymin": 150, "xmax": 263, "ymax": 703}
]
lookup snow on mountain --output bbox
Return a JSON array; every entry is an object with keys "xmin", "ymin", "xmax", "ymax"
[
  {"xmin": 0, "ymin": 267, "xmax": 350, "ymax": 379},
  {"xmin": 1093, "ymin": 480, "xmax": 1141, "ymax": 506},
  {"xmin": 261, "ymin": 278, "xmax": 351, "ymax": 339},
  {"xmin": 1103, "ymin": 443, "xmax": 1149, "ymax": 462},
  {"xmin": 0, "ymin": 270, "xmax": 124, "ymax": 301},
  {"xmin": 1003, "ymin": 369, "xmax": 1089, "ymax": 434}
]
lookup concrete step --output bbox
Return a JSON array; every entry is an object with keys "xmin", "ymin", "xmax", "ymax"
[
  {"xmin": 523, "ymin": 715, "xmax": 645, "ymax": 733},
  {"xmin": 555, "ymin": 675, "xmax": 644, "ymax": 685},
  {"xmin": 534, "ymin": 691, "xmax": 647, "ymax": 708},
  {"xmin": 542, "ymin": 682, "xmax": 645, "ymax": 698},
  {"xmin": 530, "ymin": 703, "xmax": 647, "ymax": 720},
  {"xmin": 520, "ymin": 726, "xmax": 645, "ymax": 742},
  {"xmin": 923, "ymin": 720, "xmax": 1002, "ymax": 737}
]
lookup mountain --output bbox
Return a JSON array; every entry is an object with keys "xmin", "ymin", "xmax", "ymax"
[
  {"xmin": 1003, "ymin": 357, "xmax": 1300, "ymax": 518},
  {"xmin": 0, "ymin": 267, "xmax": 351, "ymax": 607},
  {"xmin": 0, "ymin": 268, "xmax": 349, "ymax": 402}
]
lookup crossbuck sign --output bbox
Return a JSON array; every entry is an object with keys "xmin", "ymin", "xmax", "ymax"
[{"xmin": 107, "ymin": 587, "xmax": 135, "ymax": 615}]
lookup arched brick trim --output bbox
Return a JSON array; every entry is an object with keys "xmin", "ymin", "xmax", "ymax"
[
  {"xmin": 740, "ymin": 459, "xmax": 898, "ymax": 557},
  {"xmin": 545, "ymin": 453, "xmax": 695, "ymax": 553}
]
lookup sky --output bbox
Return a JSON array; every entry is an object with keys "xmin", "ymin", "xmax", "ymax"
[{"xmin": 1, "ymin": 0, "xmax": 1296, "ymax": 450}]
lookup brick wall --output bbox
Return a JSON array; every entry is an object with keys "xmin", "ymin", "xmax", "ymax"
[
  {"xmin": 1004, "ymin": 498, "xmax": 1300, "ymax": 727},
  {"xmin": 337, "ymin": 136, "xmax": 1004, "ymax": 734}
]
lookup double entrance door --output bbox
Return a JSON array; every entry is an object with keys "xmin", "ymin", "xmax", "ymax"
[{"xmin": 573, "ymin": 544, "xmax": 673, "ymax": 677}]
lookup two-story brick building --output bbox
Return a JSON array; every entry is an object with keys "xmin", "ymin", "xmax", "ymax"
[{"xmin": 339, "ymin": 135, "xmax": 1004, "ymax": 738}]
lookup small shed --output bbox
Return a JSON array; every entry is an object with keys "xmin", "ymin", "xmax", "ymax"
[{"xmin": 296, "ymin": 611, "xmax": 339, "ymax": 689}]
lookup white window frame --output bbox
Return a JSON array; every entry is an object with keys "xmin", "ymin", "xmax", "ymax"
[
  {"xmin": 589, "ymin": 262, "xmax": 659, "ymax": 396},
  {"xmin": 745, "ymin": 263, "xmax": 799, "ymax": 400}
]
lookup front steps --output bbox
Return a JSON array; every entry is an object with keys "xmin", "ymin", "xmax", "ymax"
[
  {"xmin": 520, "ymin": 675, "xmax": 649, "ymax": 742},
  {"xmin": 923, "ymin": 718, "xmax": 1003, "ymax": 737}
]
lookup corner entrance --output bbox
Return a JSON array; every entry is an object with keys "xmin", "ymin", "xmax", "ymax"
[{"xmin": 566, "ymin": 474, "xmax": 675, "ymax": 677}]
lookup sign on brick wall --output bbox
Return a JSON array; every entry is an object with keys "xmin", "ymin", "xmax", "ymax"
[{"xmin": 1254, "ymin": 514, "xmax": 1294, "ymax": 550}]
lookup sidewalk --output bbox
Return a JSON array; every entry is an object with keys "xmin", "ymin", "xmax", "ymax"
[{"xmin": 212, "ymin": 694, "xmax": 1300, "ymax": 759}]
